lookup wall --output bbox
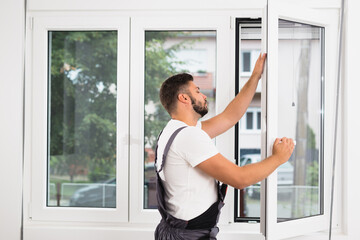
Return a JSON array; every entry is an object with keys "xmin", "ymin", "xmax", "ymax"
[{"xmin": 0, "ymin": 0, "xmax": 24, "ymax": 239}]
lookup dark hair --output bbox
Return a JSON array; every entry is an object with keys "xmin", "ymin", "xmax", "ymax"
[{"xmin": 159, "ymin": 73, "xmax": 193, "ymax": 115}]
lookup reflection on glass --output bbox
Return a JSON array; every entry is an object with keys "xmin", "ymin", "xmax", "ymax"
[
  {"xmin": 277, "ymin": 19, "xmax": 324, "ymax": 221},
  {"xmin": 144, "ymin": 31, "xmax": 216, "ymax": 209},
  {"xmin": 47, "ymin": 31, "xmax": 117, "ymax": 208}
]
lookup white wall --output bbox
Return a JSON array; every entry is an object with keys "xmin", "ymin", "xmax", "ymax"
[{"xmin": 0, "ymin": 0, "xmax": 24, "ymax": 240}]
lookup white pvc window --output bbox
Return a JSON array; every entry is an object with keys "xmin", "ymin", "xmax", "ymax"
[
  {"xmin": 28, "ymin": 15, "xmax": 130, "ymax": 222},
  {"xmin": 261, "ymin": 1, "xmax": 338, "ymax": 238},
  {"xmin": 23, "ymin": 4, "xmax": 339, "ymax": 240},
  {"xmin": 129, "ymin": 15, "xmax": 232, "ymax": 224}
]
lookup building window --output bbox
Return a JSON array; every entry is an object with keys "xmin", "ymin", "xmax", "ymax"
[
  {"xmin": 246, "ymin": 112, "xmax": 254, "ymax": 129},
  {"xmin": 242, "ymin": 51, "xmax": 251, "ymax": 72},
  {"xmin": 240, "ymin": 108, "xmax": 261, "ymax": 132},
  {"xmin": 47, "ymin": 31, "xmax": 117, "ymax": 208},
  {"xmin": 240, "ymin": 49, "xmax": 261, "ymax": 76}
]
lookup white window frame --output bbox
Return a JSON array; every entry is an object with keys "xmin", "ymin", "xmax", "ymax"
[
  {"xmin": 129, "ymin": 15, "xmax": 234, "ymax": 224},
  {"xmin": 24, "ymin": 14, "xmax": 130, "ymax": 222},
  {"xmin": 260, "ymin": 0, "xmax": 338, "ymax": 239}
]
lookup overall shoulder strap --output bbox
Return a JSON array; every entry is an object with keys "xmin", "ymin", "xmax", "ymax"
[{"xmin": 155, "ymin": 126, "xmax": 187, "ymax": 173}]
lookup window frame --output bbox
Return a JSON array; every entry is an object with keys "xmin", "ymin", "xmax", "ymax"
[
  {"xmin": 129, "ymin": 15, "xmax": 234, "ymax": 224},
  {"xmin": 260, "ymin": 1, "xmax": 339, "ymax": 238},
  {"xmin": 25, "ymin": 15, "xmax": 130, "ymax": 222},
  {"xmin": 22, "ymin": 5, "xmax": 341, "ymax": 240}
]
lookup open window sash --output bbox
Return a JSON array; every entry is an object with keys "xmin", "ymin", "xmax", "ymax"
[{"xmin": 260, "ymin": 1, "xmax": 337, "ymax": 239}]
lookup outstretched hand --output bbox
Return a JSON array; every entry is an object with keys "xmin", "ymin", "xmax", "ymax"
[{"xmin": 252, "ymin": 53, "xmax": 267, "ymax": 80}]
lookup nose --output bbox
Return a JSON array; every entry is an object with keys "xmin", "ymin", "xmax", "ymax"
[{"xmin": 201, "ymin": 93, "xmax": 207, "ymax": 100}]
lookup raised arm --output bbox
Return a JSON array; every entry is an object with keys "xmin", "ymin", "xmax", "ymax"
[
  {"xmin": 202, "ymin": 53, "xmax": 266, "ymax": 139},
  {"xmin": 196, "ymin": 137, "xmax": 294, "ymax": 189}
]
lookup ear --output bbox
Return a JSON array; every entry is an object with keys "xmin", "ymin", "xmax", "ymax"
[{"xmin": 178, "ymin": 93, "xmax": 189, "ymax": 104}]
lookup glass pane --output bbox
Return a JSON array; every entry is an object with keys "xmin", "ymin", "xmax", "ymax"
[
  {"xmin": 47, "ymin": 31, "xmax": 117, "ymax": 208},
  {"xmin": 257, "ymin": 112, "xmax": 261, "ymax": 129},
  {"xmin": 236, "ymin": 23, "xmax": 262, "ymax": 221},
  {"xmin": 277, "ymin": 19, "xmax": 324, "ymax": 221},
  {"xmin": 242, "ymin": 52, "xmax": 251, "ymax": 72},
  {"xmin": 246, "ymin": 112, "xmax": 254, "ymax": 129},
  {"xmin": 144, "ymin": 31, "xmax": 216, "ymax": 209}
]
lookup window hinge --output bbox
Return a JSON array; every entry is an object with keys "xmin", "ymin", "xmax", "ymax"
[{"xmin": 230, "ymin": 16, "xmax": 234, "ymax": 29}]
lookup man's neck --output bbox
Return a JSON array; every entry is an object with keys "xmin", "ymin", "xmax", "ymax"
[{"xmin": 171, "ymin": 114, "xmax": 199, "ymax": 126}]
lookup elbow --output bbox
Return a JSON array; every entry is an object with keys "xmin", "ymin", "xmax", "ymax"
[{"xmin": 233, "ymin": 177, "xmax": 251, "ymax": 190}]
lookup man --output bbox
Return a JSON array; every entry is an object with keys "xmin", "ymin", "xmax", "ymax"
[{"xmin": 154, "ymin": 53, "xmax": 294, "ymax": 239}]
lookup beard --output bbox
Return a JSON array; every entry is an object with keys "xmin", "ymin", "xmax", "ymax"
[{"xmin": 190, "ymin": 96, "xmax": 208, "ymax": 117}]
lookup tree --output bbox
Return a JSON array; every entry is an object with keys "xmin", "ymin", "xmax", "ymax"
[
  {"xmin": 144, "ymin": 32, "xmax": 191, "ymax": 152},
  {"xmin": 49, "ymin": 31, "xmax": 117, "ymax": 182}
]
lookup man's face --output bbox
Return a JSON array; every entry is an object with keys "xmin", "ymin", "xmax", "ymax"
[{"xmin": 187, "ymin": 82, "xmax": 208, "ymax": 117}]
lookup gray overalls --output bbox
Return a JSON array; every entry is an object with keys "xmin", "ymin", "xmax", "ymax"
[{"xmin": 154, "ymin": 127, "xmax": 228, "ymax": 240}]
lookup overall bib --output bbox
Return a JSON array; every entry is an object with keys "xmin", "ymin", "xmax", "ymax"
[{"xmin": 154, "ymin": 127, "xmax": 228, "ymax": 240}]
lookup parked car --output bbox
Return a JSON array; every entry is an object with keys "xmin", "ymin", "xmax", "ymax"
[{"xmin": 69, "ymin": 178, "xmax": 116, "ymax": 208}]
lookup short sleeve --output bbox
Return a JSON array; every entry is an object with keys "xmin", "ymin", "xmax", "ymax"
[{"xmin": 173, "ymin": 127, "xmax": 219, "ymax": 167}]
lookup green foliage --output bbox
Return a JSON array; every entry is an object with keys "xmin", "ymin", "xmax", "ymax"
[
  {"xmin": 307, "ymin": 124, "xmax": 316, "ymax": 149},
  {"xmin": 306, "ymin": 161, "xmax": 319, "ymax": 186},
  {"xmin": 144, "ymin": 32, "xmax": 191, "ymax": 151},
  {"xmin": 49, "ymin": 31, "xmax": 117, "ymax": 182}
]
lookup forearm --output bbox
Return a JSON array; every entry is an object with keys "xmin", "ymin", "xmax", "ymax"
[
  {"xmin": 222, "ymin": 73, "xmax": 260, "ymax": 123},
  {"xmin": 197, "ymin": 152, "xmax": 282, "ymax": 190},
  {"xmin": 201, "ymin": 54, "xmax": 266, "ymax": 138},
  {"xmin": 236, "ymin": 155, "xmax": 280, "ymax": 189}
]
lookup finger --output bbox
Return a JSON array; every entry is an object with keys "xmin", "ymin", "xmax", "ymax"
[
  {"xmin": 261, "ymin": 53, "xmax": 266, "ymax": 62},
  {"xmin": 274, "ymin": 138, "xmax": 280, "ymax": 145}
]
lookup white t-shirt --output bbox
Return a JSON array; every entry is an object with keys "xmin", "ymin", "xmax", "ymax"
[{"xmin": 156, "ymin": 119, "xmax": 219, "ymax": 220}]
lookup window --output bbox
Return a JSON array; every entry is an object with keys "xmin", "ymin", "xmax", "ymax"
[
  {"xmin": 263, "ymin": 2, "xmax": 337, "ymax": 238},
  {"xmin": 240, "ymin": 108, "xmax": 261, "ymax": 132},
  {"xmin": 276, "ymin": 19, "xmax": 324, "ymax": 221},
  {"xmin": 240, "ymin": 50, "xmax": 261, "ymax": 76},
  {"xmin": 29, "ymin": 15, "xmax": 130, "ymax": 222},
  {"xmin": 24, "ymin": 5, "xmax": 338, "ymax": 239},
  {"xmin": 47, "ymin": 31, "xmax": 117, "ymax": 208},
  {"xmin": 129, "ymin": 16, "xmax": 231, "ymax": 223},
  {"xmin": 235, "ymin": 19, "xmax": 263, "ymax": 222},
  {"xmin": 242, "ymin": 51, "xmax": 251, "ymax": 72},
  {"xmin": 143, "ymin": 31, "xmax": 216, "ymax": 209}
]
